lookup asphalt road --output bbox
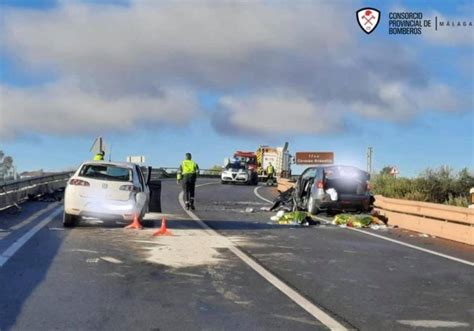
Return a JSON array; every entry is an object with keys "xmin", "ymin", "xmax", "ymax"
[{"xmin": 0, "ymin": 178, "xmax": 473, "ymax": 330}]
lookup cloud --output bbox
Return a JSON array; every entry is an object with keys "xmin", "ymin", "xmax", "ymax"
[
  {"xmin": 0, "ymin": 1, "xmax": 470, "ymax": 138},
  {"xmin": 423, "ymin": 12, "xmax": 474, "ymax": 47},
  {"xmin": 213, "ymin": 92, "xmax": 344, "ymax": 136},
  {"xmin": 351, "ymin": 82, "xmax": 464, "ymax": 120},
  {"xmin": 0, "ymin": 82, "xmax": 198, "ymax": 138}
]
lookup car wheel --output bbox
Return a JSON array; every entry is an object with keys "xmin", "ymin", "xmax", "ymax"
[
  {"xmin": 63, "ymin": 212, "xmax": 77, "ymax": 227},
  {"xmin": 307, "ymin": 195, "xmax": 318, "ymax": 215},
  {"xmin": 221, "ymin": 181, "xmax": 228, "ymax": 184}
]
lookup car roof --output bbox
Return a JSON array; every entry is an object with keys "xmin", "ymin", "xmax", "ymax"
[
  {"xmin": 305, "ymin": 165, "xmax": 367, "ymax": 172},
  {"xmin": 81, "ymin": 161, "xmax": 137, "ymax": 169}
]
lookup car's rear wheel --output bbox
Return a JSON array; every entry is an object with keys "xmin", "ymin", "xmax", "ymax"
[
  {"xmin": 63, "ymin": 212, "xmax": 77, "ymax": 227},
  {"xmin": 307, "ymin": 195, "xmax": 318, "ymax": 215}
]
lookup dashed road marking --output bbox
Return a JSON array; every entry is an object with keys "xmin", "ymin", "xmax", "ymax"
[
  {"xmin": 0, "ymin": 207, "xmax": 63, "ymax": 268},
  {"xmin": 397, "ymin": 320, "xmax": 470, "ymax": 328},
  {"xmin": 86, "ymin": 258, "xmax": 100, "ymax": 263},
  {"xmin": 100, "ymin": 256, "xmax": 123, "ymax": 264},
  {"xmin": 181, "ymin": 183, "xmax": 348, "ymax": 331}
]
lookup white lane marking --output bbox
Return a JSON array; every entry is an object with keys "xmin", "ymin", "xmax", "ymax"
[
  {"xmin": 312, "ymin": 215, "xmax": 474, "ymax": 267},
  {"xmin": 397, "ymin": 320, "xmax": 470, "ymax": 328},
  {"xmin": 9, "ymin": 202, "xmax": 60, "ymax": 231},
  {"xmin": 48, "ymin": 227, "xmax": 65, "ymax": 231},
  {"xmin": 0, "ymin": 207, "xmax": 63, "ymax": 268},
  {"xmin": 69, "ymin": 249, "xmax": 98, "ymax": 254},
  {"xmin": 254, "ymin": 186, "xmax": 273, "ymax": 204},
  {"xmin": 180, "ymin": 185, "xmax": 347, "ymax": 331},
  {"xmin": 100, "ymin": 256, "xmax": 123, "ymax": 264}
]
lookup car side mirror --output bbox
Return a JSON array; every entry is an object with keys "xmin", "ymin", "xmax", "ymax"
[{"xmin": 146, "ymin": 166, "xmax": 152, "ymax": 185}]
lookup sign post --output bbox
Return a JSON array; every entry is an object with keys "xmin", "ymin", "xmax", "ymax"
[{"xmin": 127, "ymin": 156, "xmax": 146, "ymax": 164}]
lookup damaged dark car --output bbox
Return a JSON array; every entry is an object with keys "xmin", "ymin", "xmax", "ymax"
[{"xmin": 295, "ymin": 165, "xmax": 374, "ymax": 215}]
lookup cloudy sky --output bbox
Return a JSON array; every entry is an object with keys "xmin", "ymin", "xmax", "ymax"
[{"xmin": 0, "ymin": 0, "xmax": 473, "ymax": 175}]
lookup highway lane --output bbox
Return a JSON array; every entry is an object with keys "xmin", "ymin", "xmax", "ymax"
[
  {"xmin": 193, "ymin": 179, "xmax": 474, "ymax": 330},
  {"xmin": 0, "ymin": 180, "xmax": 326, "ymax": 331},
  {"xmin": 0, "ymin": 178, "xmax": 473, "ymax": 330}
]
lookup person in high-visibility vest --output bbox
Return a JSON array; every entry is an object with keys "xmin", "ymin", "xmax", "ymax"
[
  {"xmin": 177, "ymin": 153, "xmax": 199, "ymax": 210},
  {"xmin": 94, "ymin": 151, "xmax": 105, "ymax": 161},
  {"xmin": 266, "ymin": 162, "xmax": 275, "ymax": 181}
]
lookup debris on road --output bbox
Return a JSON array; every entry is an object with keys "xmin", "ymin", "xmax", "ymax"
[
  {"xmin": 244, "ymin": 207, "xmax": 255, "ymax": 213},
  {"xmin": 269, "ymin": 187, "xmax": 295, "ymax": 212},
  {"xmin": 333, "ymin": 214, "xmax": 379, "ymax": 228},
  {"xmin": 270, "ymin": 210, "xmax": 317, "ymax": 226},
  {"xmin": 142, "ymin": 229, "xmax": 229, "ymax": 268}
]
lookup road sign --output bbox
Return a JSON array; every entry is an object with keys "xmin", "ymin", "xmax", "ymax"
[
  {"xmin": 390, "ymin": 167, "xmax": 399, "ymax": 175},
  {"xmin": 127, "ymin": 156, "xmax": 145, "ymax": 164},
  {"xmin": 295, "ymin": 152, "xmax": 334, "ymax": 165}
]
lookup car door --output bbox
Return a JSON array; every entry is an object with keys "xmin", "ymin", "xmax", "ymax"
[
  {"xmin": 295, "ymin": 167, "xmax": 316, "ymax": 200},
  {"xmin": 135, "ymin": 165, "xmax": 150, "ymax": 213}
]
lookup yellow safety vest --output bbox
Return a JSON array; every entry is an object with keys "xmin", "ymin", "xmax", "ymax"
[
  {"xmin": 267, "ymin": 165, "xmax": 274, "ymax": 174},
  {"xmin": 94, "ymin": 153, "xmax": 104, "ymax": 161},
  {"xmin": 181, "ymin": 160, "xmax": 199, "ymax": 175},
  {"xmin": 178, "ymin": 160, "xmax": 198, "ymax": 179}
]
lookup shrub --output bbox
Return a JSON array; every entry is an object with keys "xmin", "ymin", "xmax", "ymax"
[{"xmin": 371, "ymin": 166, "xmax": 473, "ymax": 207}]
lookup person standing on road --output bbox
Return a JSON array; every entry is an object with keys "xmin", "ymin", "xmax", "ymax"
[
  {"xmin": 177, "ymin": 153, "xmax": 199, "ymax": 210},
  {"xmin": 94, "ymin": 151, "xmax": 105, "ymax": 161},
  {"xmin": 266, "ymin": 162, "xmax": 275, "ymax": 181}
]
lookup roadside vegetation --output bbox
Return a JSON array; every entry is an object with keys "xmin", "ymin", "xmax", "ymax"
[{"xmin": 371, "ymin": 166, "xmax": 474, "ymax": 207}]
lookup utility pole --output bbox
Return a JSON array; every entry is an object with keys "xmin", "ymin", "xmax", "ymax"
[{"xmin": 366, "ymin": 147, "xmax": 373, "ymax": 174}]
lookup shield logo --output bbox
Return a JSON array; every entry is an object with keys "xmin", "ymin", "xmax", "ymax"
[{"xmin": 356, "ymin": 8, "xmax": 381, "ymax": 34}]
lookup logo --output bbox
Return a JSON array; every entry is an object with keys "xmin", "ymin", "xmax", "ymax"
[{"xmin": 357, "ymin": 8, "xmax": 381, "ymax": 34}]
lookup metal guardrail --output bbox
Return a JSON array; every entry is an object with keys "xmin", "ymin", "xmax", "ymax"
[
  {"xmin": 0, "ymin": 172, "xmax": 73, "ymax": 211},
  {"xmin": 149, "ymin": 167, "xmax": 221, "ymax": 181},
  {"xmin": 374, "ymin": 195, "xmax": 474, "ymax": 245},
  {"xmin": 0, "ymin": 166, "xmax": 222, "ymax": 211}
]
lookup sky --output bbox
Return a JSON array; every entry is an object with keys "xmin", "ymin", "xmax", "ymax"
[{"xmin": 0, "ymin": 0, "xmax": 473, "ymax": 176}]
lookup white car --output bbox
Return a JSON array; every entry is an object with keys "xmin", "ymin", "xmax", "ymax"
[
  {"xmin": 221, "ymin": 162, "xmax": 252, "ymax": 184},
  {"xmin": 63, "ymin": 161, "xmax": 150, "ymax": 227}
]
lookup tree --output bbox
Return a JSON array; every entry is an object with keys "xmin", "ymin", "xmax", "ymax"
[{"xmin": 379, "ymin": 166, "xmax": 392, "ymax": 176}]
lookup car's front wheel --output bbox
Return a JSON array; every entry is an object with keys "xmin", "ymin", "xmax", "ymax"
[
  {"xmin": 307, "ymin": 195, "xmax": 319, "ymax": 215},
  {"xmin": 63, "ymin": 212, "xmax": 77, "ymax": 227}
]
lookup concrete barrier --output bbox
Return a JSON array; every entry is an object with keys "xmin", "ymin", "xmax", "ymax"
[{"xmin": 374, "ymin": 195, "xmax": 474, "ymax": 245}]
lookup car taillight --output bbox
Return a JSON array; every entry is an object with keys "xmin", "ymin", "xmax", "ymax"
[
  {"xmin": 316, "ymin": 180, "xmax": 324, "ymax": 189},
  {"xmin": 119, "ymin": 185, "xmax": 139, "ymax": 192},
  {"xmin": 69, "ymin": 179, "xmax": 90, "ymax": 186}
]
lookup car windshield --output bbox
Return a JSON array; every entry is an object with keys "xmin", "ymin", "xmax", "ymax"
[
  {"xmin": 226, "ymin": 162, "xmax": 246, "ymax": 170},
  {"xmin": 324, "ymin": 166, "xmax": 367, "ymax": 180},
  {"xmin": 79, "ymin": 164, "xmax": 132, "ymax": 182}
]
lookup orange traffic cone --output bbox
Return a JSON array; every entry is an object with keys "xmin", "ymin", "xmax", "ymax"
[
  {"xmin": 124, "ymin": 214, "xmax": 143, "ymax": 229},
  {"xmin": 153, "ymin": 217, "xmax": 172, "ymax": 236}
]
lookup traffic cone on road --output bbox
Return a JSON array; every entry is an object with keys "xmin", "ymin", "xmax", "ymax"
[
  {"xmin": 153, "ymin": 217, "xmax": 172, "ymax": 236},
  {"xmin": 124, "ymin": 214, "xmax": 143, "ymax": 230}
]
